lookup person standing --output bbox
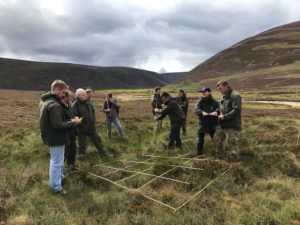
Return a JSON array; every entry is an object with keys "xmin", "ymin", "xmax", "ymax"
[
  {"xmin": 103, "ymin": 93, "xmax": 125, "ymax": 140},
  {"xmin": 176, "ymin": 89, "xmax": 189, "ymax": 135},
  {"xmin": 38, "ymin": 80, "xmax": 81, "ymax": 195},
  {"xmin": 61, "ymin": 90, "xmax": 77, "ymax": 168},
  {"xmin": 195, "ymin": 87, "xmax": 219, "ymax": 156},
  {"xmin": 156, "ymin": 92, "xmax": 185, "ymax": 149},
  {"xmin": 86, "ymin": 88, "xmax": 95, "ymax": 112},
  {"xmin": 214, "ymin": 80, "xmax": 242, "ymax": 162},
  {"xmin": 71, "ymin": 88, "xmax": 110, "ymax": 158},
  {"xmin": 151, "ymin": 87, "xmax": 163, "ymax": 134}
]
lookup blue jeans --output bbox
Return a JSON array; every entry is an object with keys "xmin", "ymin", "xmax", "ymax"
[
  {"xmin": 49, "ymin": 145, "xmax": 65, "ymax": 192},
  {"xmin": 106, "ymin": 116, "xmax": 125, "ymax": 139}
]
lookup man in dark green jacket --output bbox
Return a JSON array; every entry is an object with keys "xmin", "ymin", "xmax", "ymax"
[
  {"xmin": 195, "ymin": 87, "xmax": 219, "ymax": 155},
  {"xmin": 156, "ymin": 92, "xmax": 186, "ymax": 149},
  {"xmin": 151, "ymin": 86, "xmax": 163, "ymax": 134},
  {"xmin": 71, "ymin": 88, "xmax": 109, "ymax": 158},
  {"xmin": 38, "ymin": 80, "xmax": 81, "ymax": 195},
  {"xmin": 214, "ymin": 80, "xmax": 242, "ymax": 162}
]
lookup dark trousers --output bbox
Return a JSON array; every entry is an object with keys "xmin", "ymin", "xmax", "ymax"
[
  {"xmin": 197, "ymin": 127, "xmax": 216, "ymax": 155},
  {"xmin": 65, "ymin": 135, "xmax": 77, "ymax": 166},
  {"xmin": 78, "ymin": 131, "xmax": 106, "ymax": 156},
  {"xmin": 169, "ymin": 120, "xmax": 183, "ymax": 148},
  {"xmin": 182, "ymin": 118, "xmax": 187, "ymax": 134}
]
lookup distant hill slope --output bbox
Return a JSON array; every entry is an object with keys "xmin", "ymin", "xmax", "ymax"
[
  {"xmin": 160, "ymin": 72, "xmax": 187, "ymax": 82},
  {"xmin": 0, "ymin": 57, "xmax": 170, "ymax": 91},
  {"xmin": 176, "ymin": 21, "xmax": 300, "ymax": 91}
]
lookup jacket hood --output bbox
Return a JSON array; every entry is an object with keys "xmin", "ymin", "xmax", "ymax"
[
  {"xmin": 166, "ymin": 97, "xmax": 177, "ymax": 105},
  {"xmin": 41, "ymin": 92, "xmax": 60, "ymax": 102}
]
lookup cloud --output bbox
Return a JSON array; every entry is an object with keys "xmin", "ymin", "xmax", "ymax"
[{"xmin": 0, "ymin": 0, "xmax": 299, "ymax": 72}]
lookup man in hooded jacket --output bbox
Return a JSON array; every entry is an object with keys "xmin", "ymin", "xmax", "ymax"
[{"xmin": 39, "ymin": 80, "xmax": 81, "ymax": 195}]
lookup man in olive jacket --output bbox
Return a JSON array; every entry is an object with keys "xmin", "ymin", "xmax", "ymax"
[
  {"xmin": 214, "ymin": 80, "xmax": 242, "ymax": 161},
  {"xmin": 151, "ymin": 86, "xmax": 163, "ymax": 134},
  {"xmin": 156, "ymin": 92, "xmax": 186, "ymax": 149},
  {"xmin": 38, "ymin": 80, "xmax": 81, "ymax": 195},
  {"xmin": 71, "ymin": 88, "xmax": 108, "ymax": 158}
]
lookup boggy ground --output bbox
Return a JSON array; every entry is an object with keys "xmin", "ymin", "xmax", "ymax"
[{"xmin": 0, "ymin": 89, "xmax": 300, "ymax": 225}]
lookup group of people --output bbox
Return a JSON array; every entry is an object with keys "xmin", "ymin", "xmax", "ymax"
[
  {"xmin": 38, "ymin": 80, "xmax": 125, "ymax": 195},
  {"xmin": 151, "ymin": 80, "xmax": 242, "ymax": 162},
  {"xmin": 39, "ymin": 79, "xmax": 241, "ymax": 195}
]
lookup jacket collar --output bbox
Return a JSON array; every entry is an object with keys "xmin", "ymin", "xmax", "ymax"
[
  {"xmin": 223, "ymin": 87, "xmax": 233, "ymax": 99},
  {"xmin": 76, "ymin": 97, "xmax": 86, "ymax": 103}
]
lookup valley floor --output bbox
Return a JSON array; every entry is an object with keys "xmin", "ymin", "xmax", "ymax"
[{"xmin": 0, "ymin": 89, "xmax": 300, "ymax": 225}]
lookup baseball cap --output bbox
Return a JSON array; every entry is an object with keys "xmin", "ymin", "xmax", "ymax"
[{"xmin": 199, "ymin": 87, "xmax": 211, "ymax": 93}]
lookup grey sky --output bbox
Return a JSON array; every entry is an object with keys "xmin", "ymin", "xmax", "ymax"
[{"xmin": 0, "ymin": 0, "xmax": 299, "ymax": 72}]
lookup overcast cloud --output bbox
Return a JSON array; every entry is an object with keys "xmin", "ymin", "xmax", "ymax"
[{"xmin": 0, "ymin": 0, "xmax": 299, "ymax": 72}]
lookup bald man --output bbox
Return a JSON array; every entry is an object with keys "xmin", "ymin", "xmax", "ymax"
[{"xmin": 71, "ymin": 88, "xmax": 109, "ymax": 159}]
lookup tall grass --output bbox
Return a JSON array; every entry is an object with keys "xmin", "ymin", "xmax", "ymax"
[{"xmin": 1, "ymin": 103, "xmax": 300, "ymax": 224}]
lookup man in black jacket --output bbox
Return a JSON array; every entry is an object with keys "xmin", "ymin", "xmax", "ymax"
[
  {"xmin": 61, "ymin": 90, "xmax": 77, "ymax": 168},
  {"xmin": 195, "ymin": 87, "xmax": 219, "ymax": 155},
  {"xmin": 71, "ymin": 88, "xmax": 109, "ymax": 158},
  {"xmin": 176, "ymin": 89, "xmax": 189, "ymax": 135},
  {"xmin": 156, "ymin": 92, "xmax": 186, "ymax": 149},
  {"xmin": 38, "ymin": 80, "xmax": 81, "ymax": 195}
]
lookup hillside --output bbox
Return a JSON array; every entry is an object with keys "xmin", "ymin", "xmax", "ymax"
[
  {"xmin": 160, "ymin": 72, "xmax": 187, "ymax": 82},
  {"xmin": 0, "ymin": 57, "xmax": 170, "ymax": 91},
  {"xmin": 176, "ymin": 21, "xmax": 300, "ymax": 91}
]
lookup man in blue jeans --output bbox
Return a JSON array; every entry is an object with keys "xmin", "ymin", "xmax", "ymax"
[
  {"xmin": 38, "ymin": 80, "xmax": 81, "ymax": 195},
  {"xmin": 103, "ymin": 93, "xmax": 125, "ymax": 140}
]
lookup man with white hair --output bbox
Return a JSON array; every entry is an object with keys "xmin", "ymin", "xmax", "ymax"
[{"xmin": 71, "ymin": 88, "xmax": 109, "ymax": 158}]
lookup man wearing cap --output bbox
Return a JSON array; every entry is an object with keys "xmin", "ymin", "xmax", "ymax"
[
  {"xmin": 103, "ymin": 93, "xmax": 125, "ymax": 140},
  {"xmin": 155, "ymin": 92, "xmax": 186, "ymax": 149},
  {"xmin": 195, "ymin": 87, "xmax": 219, "ymax": 155},
  {"xmin": 214, "ymin": 80, "xmax": 242, "ymax": 162},
  {"xmin": 151, "ymin": 86, "xmax": 164, "ymax": 134},
  {"xmin": 176, "ymin": 89, "xmax": 189, "ymax": 135}
]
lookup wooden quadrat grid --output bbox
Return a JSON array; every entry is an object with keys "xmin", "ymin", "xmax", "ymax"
[{"xmin": 76, "ymin": 153, "xmax": 232, "ymax": 212}]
